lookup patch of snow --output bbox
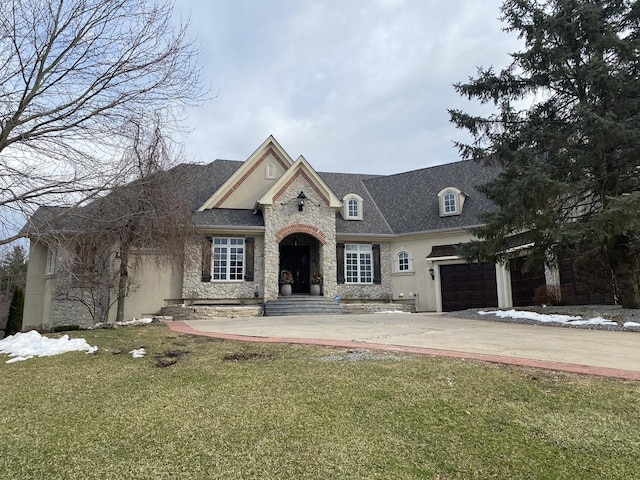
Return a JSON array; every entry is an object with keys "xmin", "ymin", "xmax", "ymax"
[
  {"xmin": 624, "ymin": 321, "xmax": 640, "ymax": 328},
  {"xmin": 0, "ymin": 330, "xmax": 98, "ymax": 363},
  {"xmin": 566, "ymin": 316, "xmax": 618, "ymax": 327},
  {"xmin": 479, "ymin": 310, "xmax": 621, "ymax": 327},
  {"xmin": 129, "ymin": 348, "xmax": 146, "ymax": 358},
  {"xmin": 118, "ymin": 317, "xmax": 154, "ymax": 326},
  {"xmin": 481, "ymin": 309, "xmax": 582, "ymax": 323}
]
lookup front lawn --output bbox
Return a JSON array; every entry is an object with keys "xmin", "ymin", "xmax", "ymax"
[{"xmin": 1, "ymin": 323, "xmax": 638, "ymax": 479}]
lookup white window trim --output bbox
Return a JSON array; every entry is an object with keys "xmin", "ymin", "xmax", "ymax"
[
  {"xmin": 45, "ymin": 247, "xmax": 57, "ymax": 276},
  {"xmin": 212, "ymin": 237, "xmax": 245, "ymax": 281},
  {"xmin": 342, "ymin": 194, "xmax": 364, "ymax": 220},
  {"xmin": 394, "ymin": 249, "xmax": 414, "ymax": 274},
  {"xmin": 438, "ymin": 187, "xmax": 467, "ymax": 217},
  {"xmin": 345, "ymin": 243, "xmax": 373, "ymax": 284}
]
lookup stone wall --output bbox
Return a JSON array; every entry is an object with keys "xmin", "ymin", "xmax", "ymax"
[
  {"xmin": 336, "ymin": 242, "xmax": 393, "ymax": 301},
  {"xmin": 161, "ymin": 304, "xmax": 263, "ymax": 320},
  {"xmin": 182, "ymin": 236, "xmax": 265, "ymax": 301},
  {"xmin": 52, "ymin": 297, "xmax": 96, "ymax": 329},
  {"xmin": 340, "ymin": 300, "xmax": 416, "ymax": 314}
]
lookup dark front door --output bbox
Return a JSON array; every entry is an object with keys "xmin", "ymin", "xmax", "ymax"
[{"xmin": 280, "ymin": 246, "xmax": 310, "ymax": 294}]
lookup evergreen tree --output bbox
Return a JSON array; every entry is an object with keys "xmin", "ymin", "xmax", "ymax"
[
  {"xmin": 449, "ymin": 0, "xmax": 640, "ymax": 308},
  {"xmin": 5, "ymin": 286, "xmax": 24, "ymax": 337}
]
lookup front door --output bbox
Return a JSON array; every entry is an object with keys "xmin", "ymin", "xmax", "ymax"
[{"xmin": 280, "ymin": 246, "xmax": 310, "ymax": 294}]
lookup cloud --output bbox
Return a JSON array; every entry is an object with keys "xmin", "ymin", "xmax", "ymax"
[{"xmin": 173, "ymin": 0, "xmax": 522, "ymax": 174}]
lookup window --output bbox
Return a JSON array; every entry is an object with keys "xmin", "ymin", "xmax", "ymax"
[
  {"xmin": 345, "ymin": 244, "xmax": 372, "ymax": 283},
  {"xmin": 46, "ymin": 247, "xmax": 57, "ymax": 275},
  {"xmin": 398, "ymin": 251, "xmax": 409, "ymax": 271},
  {"xmin": 443, "ymin": 193, "xmax": 457, "ymax": 214},
  {"xmin": 342, "ymin": 194, "xmax": 363, "ymax": 220},
  {"xmin": 212, "ymin": 237, "xmax": 244, "ymax": 281},
  {"xmin": 348, "ymin": 198, "xmax": 359, "ymax": 218},
  {"xmin": 438, "ymin": 187, "xmax": 466, "ymax": 216}
]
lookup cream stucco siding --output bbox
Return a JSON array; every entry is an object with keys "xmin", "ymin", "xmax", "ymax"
[
  {"xmin": 22, "ymin": 240, "xmax": 48, "ymax": 330},
  {"xmin": 109, "ymin": 253, "xmax": 184, "ymax": 322}
]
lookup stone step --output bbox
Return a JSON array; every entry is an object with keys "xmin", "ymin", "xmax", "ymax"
[{"xmin": 264, "ymin": 295, "xmax": 346, "ymax": 316}]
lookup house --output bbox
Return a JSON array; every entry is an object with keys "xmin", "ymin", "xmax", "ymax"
[{"xmin": 22, "ymin": 136, "xmax": 551, "ymax": 329}]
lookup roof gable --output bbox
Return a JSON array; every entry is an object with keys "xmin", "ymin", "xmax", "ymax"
[
  {"xmin": 198, "ymin": 135, "xmax": 294, "ymax": 211},
  {"xmin": 258, "ymin": 155, "xmax": 342, "ymax": 209}
]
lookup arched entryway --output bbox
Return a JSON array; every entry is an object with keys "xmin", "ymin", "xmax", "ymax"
[{"xmin": 279, "ymin": 233, "xmax": 321, "ymax": 294}]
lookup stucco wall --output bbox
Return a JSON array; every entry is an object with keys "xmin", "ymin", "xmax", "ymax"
[{"xmin": 22, "ymin": 240, "xmax": 48, "ymax": 330}]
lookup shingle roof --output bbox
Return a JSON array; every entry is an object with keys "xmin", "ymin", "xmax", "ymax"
[
  {"xmin": 174, "ymin": 158, "xmax": 499, "ymax": 235},
  {"xmin": 361, "ymin": 160, "xmax": 499, "ymax": 234},
  {"xmin": 318, "ymin": 172, "xmax": 392, "ymax": 235},
  {"xmin": 25, "ymin": 157, "xmax": 499, "ymax": 238}
]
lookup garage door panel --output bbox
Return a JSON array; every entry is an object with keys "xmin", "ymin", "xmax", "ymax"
[{"xmin": 440, "ymin": 263, "xmax": 498, "ymax": 312}]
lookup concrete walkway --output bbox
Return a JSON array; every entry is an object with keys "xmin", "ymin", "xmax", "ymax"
[{"xmin": 166, "ymin": 313, "xmax": 640, "ymax": 380}]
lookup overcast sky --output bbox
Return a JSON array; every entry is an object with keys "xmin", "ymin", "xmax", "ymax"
[{"xmin": 171, "ymin": 0, "xmax": 522, "ymax": 175}]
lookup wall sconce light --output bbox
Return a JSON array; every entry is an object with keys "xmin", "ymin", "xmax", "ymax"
[
  {"xmin": 293, "ymin": 237, "xmax": 298, "ymax": 247},
  {"xmin": 429, "ymin": 267, "xmax": 435, "ymax": 280},
  {"xmin": 297, "ymin": 191, "xmax": 307, "ymax": 211}
]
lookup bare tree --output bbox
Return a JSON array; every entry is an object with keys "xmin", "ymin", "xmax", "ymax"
[
  {"xmin": 58, "ymin": 116, "xmax": 194, "ymax": 323},
  {"xmin": 1, "ymin": 0, "xmax": 203, "ymax": 245}
]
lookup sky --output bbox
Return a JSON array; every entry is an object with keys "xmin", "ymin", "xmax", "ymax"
[{"xmin": 170, "ymin": 0, "xmax": 524, "ymax": 175}]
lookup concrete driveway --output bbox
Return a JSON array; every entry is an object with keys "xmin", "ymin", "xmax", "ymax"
[{"xmin": 166, "ymin": 313, "xmax": 640, "ymax": 380}]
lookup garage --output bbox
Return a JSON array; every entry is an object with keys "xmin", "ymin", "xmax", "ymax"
[
  {"xmin": 510, "ymin": 257, "xmax": 546, "ymax": 307},
  {"xmin": 440, "ymin": 263, "xmax": 498, "ymax": 312}
]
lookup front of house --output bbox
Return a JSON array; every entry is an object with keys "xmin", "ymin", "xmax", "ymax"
[{"xmin": 23, "ymin": 136, "xmax": 552, "ymax": 330}]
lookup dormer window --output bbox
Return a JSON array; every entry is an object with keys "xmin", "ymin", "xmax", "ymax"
[
  {"xmin": 438, "ymin": 187, "xmax": 467, "ymax": 217},
  {"xmin": 342, "ymin": 194, "xmax": 363, "ymax": 220},
  {"xmin": 443, "ymin": 193, "xmax": 457, "ymax": 214}
]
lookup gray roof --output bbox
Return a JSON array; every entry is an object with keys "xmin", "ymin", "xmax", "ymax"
[
  {"xmin": 25, "ymin": 157, "xmax": 499, "ymax": 238},
  {"xmin": 361, "ymin": 160, "xmax": 499, "ymax": 234},
  {"xmin": 177, "ymin": 158, "xmax": 499, "ymax": 235}
]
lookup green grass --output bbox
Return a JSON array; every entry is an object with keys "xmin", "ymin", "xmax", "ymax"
[{"xmin": 1, "ymin": 323, "xmax": 638, "ymax": 479}]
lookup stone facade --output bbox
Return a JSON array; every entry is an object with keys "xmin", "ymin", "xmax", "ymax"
[
  {"xmin": 337, "ymin": 242, "xmax": 393, "ymax": 301},
  {"xmin": 161, "ymin": 304, "xmax": 263, "ymax": 320},
  {"xmin": 263, "ymin": 176, "xmax": 338, "ymax": 301},
  {"xmin": 52, "ymin": 297, "xmax": 96, "ymax": 329},
  {"xmin": 182, "ymin": 236, "xmax": 265, "ymax": 301}
]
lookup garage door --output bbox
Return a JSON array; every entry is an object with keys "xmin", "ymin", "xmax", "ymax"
[
  {"xmin": 440, "ymin": 263, "xmax": 498, "ymax": 312},
  {"xmin": 510, "ymin": 257, "xmax": 546, "ymax": 307}
]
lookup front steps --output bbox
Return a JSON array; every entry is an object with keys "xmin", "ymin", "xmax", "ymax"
[{"xmin": 264, "ymin": 295, "xmax": 346, "ymax": 316}]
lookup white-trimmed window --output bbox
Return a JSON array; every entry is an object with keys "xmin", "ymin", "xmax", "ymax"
[
  {"xmin": 438, "ymin": 187, "xmax": 467, "ymax": 217},
  {"xmin": 345, "ymin": 244, "xmax": 372, "ymax": 283},
  {"xmin": 443, "ymin": 193, "xmax": 457, "ymax": 214},
  {"xmin": 46, "ymin": 247, "xmax": 57, "ymax": 275},
  {"xmin": 398, "ymin": 251, "xmax": 410, "ymax": 272},
  {"xmin": 342, "ymin": 194, "xmax": 363, "ymax": 220},
  {"xmin": 212, "ymin": 237, "xmax": 244, "ymax": 281}
]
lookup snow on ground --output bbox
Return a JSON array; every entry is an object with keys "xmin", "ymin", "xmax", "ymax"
[
  {"xmin": 129, "ymin": 348, "xmax": 146, "ymax": 358},
  {"xmin": 0, "ymin": 317, "xmax": 155, "ymax": 363},
  {"xmin": 0, "ymin": 330, "xmax": 98, "ymax": 363},
  {"xmin": 478, "ymin": 309, "xmax": 622, "ymax": 327}
]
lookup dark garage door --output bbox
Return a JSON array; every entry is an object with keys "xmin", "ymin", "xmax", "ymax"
[
  {"xmin": 440, "ymin": 263, "xmax": 498, "ymax": 312},
  {"xmin": 510, "ymin": 257, "xmax": 546, "ymax": 307}
]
